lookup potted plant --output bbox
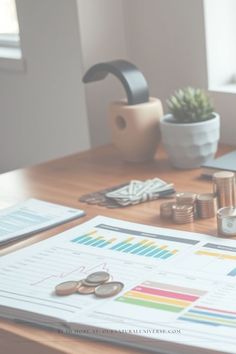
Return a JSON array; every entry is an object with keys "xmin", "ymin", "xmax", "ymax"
[{"xmin": 160, "ymin": 87, "xmax": 220, "ymax": 169}]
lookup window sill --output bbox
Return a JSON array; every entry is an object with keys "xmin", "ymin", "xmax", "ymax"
[
  {"xmin": 0, "ymin": 47, "xmax": 25, "ymax": 72},
  {"xmin": 209, "ymin": 84, "xmax": 236, "ymax": 94}
]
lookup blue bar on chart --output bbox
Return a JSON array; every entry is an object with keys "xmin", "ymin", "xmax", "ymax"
[
  {"xmin": 71, "ymin": 230, "xmax": 179, "ymax": 259},
  {"xmin": 110, "ymin": 237, "xmax": 134, "ymax": 251},
  {"xmin": 228, "ymin": 268, "xmax": 236, "ymax": 277},
  {"xmin": 110, "ymin": 238, "xmax": 179, "ymax": 260},
  {"xmin": 71, "ymin": 231, "xmax": 117, "ymax": 249},
  {"xmin": 71, "ymin": 230, "xmax": 97, "ymax": 243}
]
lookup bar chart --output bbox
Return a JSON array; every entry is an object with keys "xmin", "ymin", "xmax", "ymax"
[
  {"xmin": 116, "ymin": 280, "xmax": 206, "ymax": 313},
  {"xmin": 179, "ymin": 305, "xmax": 236, "ymax": 328},
  {"xmin": 71, "ymin": 230, "xmax": 179, "ymax": 260},
  {"xmin": 195, "ymin": 250, "xmax": 236, "ymax": 261},
  {"xmin": 71, "ymin": 230, "xmax": 117, "ymax": 248},
  {"xmin": 0, "ymin": 208, "xmax": 50, "ymax": 236},
  {"xmin": 174, "ymin": 243, "xmax": 236, "ymax": 278}
]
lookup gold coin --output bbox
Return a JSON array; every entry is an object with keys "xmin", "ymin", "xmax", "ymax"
[
  {"xmin": 86, "ymin": 271, "xmax": 110, "ymax": 283},
  {"xmin": 213, "ymin": 171, "xmax": 235, "ymax": 180},
  {"xmin": 55, "ymin": 281, "xmax": 79, "ymax": 296},
  {"xmin": 95, "ymin": 282, "xmax": 124, "ymax": 298},
  {"xmin": 172, "ymin": 205, "xmax": 193, "ymax": 212},
  {"xmin": 172, "ymin": 204, "xmax": 194, "ymax": 224},
  {"xmin": 160, "ymin": 201, "xmax": 175, "ymax": 219},
  {"xmin": 77, "ymin": 285, "xmax": 96, "ymax": 294},
  {"xmin": 197, "ymin": 193, "xmax": 217, "ymax": 218},
  {"xmin": 197, "ymin": 193, "xmax": 215, "ymax": 201},
  {"xmin": 213, "ymin": 172, "xmax": 236, "ymax": 208},
  {"xmin": 176, "ymin": 192, "xmax": 196, "ymax": 203}
]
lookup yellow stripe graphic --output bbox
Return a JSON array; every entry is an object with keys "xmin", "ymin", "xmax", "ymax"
[{"xmin": 125, "ymin": 291, "xmax": 190, "ymax": 307}]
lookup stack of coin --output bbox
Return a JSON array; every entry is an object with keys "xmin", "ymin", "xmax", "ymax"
[
  {"xmin": 78, "ymin": 271, "xmax": 111, "ymax": 295},
  {"xmin": 213, "ymin": 171, "xmax": 236, "ymax": 208},
  {"xmin": 160, "ymin": 201, "xmax": 176, "ymax": 220},
  {"xmin": 176, "ymin": 192, "xmax": 197, "ymax": 216},
  {"xmin": 172, "ymin": 204, "xmax": 194, "ymax": 224},
  {"xmin": 54, "ymin": 271, "xmax": 124, "ymax": 298},
  {"xmin": 196, "ymin": 193, "xmax": 217, "ymax": 219},
  {"xmin": 217, "ymin": 207, "xmax": 236, "ymax": 237},
  {"xmin": 176, "ymin": 192, "xmax": 197, "ymax": 206}
]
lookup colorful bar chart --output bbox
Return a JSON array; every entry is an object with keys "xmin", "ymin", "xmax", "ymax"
[
  {"xmin": 71, "ymin": 230, "xmax": 179, "ymax": 260},
  {"xmin": 116, "ymin": 280, "xmax": 206, "ymax": 313},
  {"xmin": 71, "ymin": 230, "xmax": 117, "ymax": 248},
  {"xmin": 195, "ymin": 250, "xmax": 236, "ymax": 261},
  {"xmin": 179, "ymin": 305, "xmax": 236, "ymax": 328},
  {"xmin": 110, "ymin": 238, "xmax": 179, "ymax": 259}
]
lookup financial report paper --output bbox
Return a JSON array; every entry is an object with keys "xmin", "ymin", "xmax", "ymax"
[
  {"xmin": 1, "ymin": 216, "xmax": 236, "ymax": 353},
  {"xmin": 0, "ymin": 199, "xmax": 85, "ymax": 245}
]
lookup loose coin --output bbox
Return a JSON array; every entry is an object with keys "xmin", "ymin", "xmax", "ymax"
[
  {"xmin": 77, "ymin": 285, "xmax": 96, "ymax": 295},
  {"xmin": 95, "ymin": 281, "xmax": 124, "ymax": 298},
  {"xmin": 86, "ymin": 271, "xmax": 110, "ymax": 284},
  {"xmin": 55, "ymin": 281, "xmax": 79, "ymax": 296},
  {"xmin": 82, "ymin": 279, "xmax": 104, "ymax": 287}
]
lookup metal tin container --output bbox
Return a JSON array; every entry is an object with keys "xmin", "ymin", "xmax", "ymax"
[{"xmin": 217, "ymin": 207, "xmax": 236, "ymax": 237}]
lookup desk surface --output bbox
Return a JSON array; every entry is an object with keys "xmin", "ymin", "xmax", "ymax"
[{"xmin": 0, "ymin": 144, "xmax": 234, "ymax": 354}]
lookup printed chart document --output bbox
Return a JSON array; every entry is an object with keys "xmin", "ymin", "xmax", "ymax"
[
  {"xmin": 1, "ymin": 216, "xmax": 236, "ymax": 353},
  {"xmin": 0, "ymin": 199, "xmax": 85, "ymax": 245}
]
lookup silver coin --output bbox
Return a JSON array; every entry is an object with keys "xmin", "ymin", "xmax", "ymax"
[
  {"xmin": 95, "ymin": 281, "xmax": 124, "ymax": 298},
  {"xmin": 82, "ymin": 279, "xmax": 105, "ymax": 287},
  {"xmin": 86, "ymin": 271, "xmax": 110, "ymax": 283}
]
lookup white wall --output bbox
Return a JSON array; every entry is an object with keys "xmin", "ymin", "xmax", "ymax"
[
  {"xmin": 79, "ymin": 0, "xmax": 236, "ymax": 146},
  {"xmin": 1, "ymin": 0, "xmax": 235, "ymax": 173},
  {"xmin": 123, "ymin": 0, "xmax": 208, "ymax": 110},
  {"xmin": 77, "ymin": 0, "xmax": 128, "ymax": 147},
  {"xmin": 204, "ymin": 0, "xmax": 236, "ymax": 144},
  {"xmin": 204, "ymin": 0, "xmax": 236, "ymax": 88},
  {"xmin": 78, "ymin": 0, "xmax": 209, "ymax": 146},
  {"xmin": 0, "ymin": 0, "xmax": 90, "ymax": 173}
]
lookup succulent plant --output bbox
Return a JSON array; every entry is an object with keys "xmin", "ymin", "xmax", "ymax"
[{"xmin": 167, "ymin": 87, "xmax": 214, "ymax": 124}]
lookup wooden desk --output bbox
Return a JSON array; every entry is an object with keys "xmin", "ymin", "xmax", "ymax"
[{"xmin": 0, "ymin": 144, "xmax": 233, "ymax": 354}]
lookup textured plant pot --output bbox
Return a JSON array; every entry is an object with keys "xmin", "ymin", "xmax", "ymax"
[
  {"xmin": 160, "ymin": 113, "xmax": 220, "ymax": 169},
  {"xmin": 109, "ymin": 97, "xmax": 163, "ymax": 162}
]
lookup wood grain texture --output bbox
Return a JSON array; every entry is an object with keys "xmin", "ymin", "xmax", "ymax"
[{"xmin": 0, "ymin": 143, "xmax": 234, "ymax": 354}]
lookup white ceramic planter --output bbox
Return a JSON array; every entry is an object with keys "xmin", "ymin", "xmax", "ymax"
[{"xmin": 160, "ymin": 113, "xmax": 220, "ymax": 169}]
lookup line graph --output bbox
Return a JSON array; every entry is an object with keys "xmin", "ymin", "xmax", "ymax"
[{"xmin": 0, "ymin": 246, "xmax": 154, "ymax": 292}]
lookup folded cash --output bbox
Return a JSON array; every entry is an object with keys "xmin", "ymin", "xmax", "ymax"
[{"xmin": 106, "ymin": 178, "xmax": 175, "ymax": 206}]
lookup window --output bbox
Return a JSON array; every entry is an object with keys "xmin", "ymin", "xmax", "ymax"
[
  {"xmin": 0, "ymin": 0, "xmax": 21, "ymax": 59},
  {"xmin": 204, "ymin": 0, "xmax": 236, "ymax": 92}
]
